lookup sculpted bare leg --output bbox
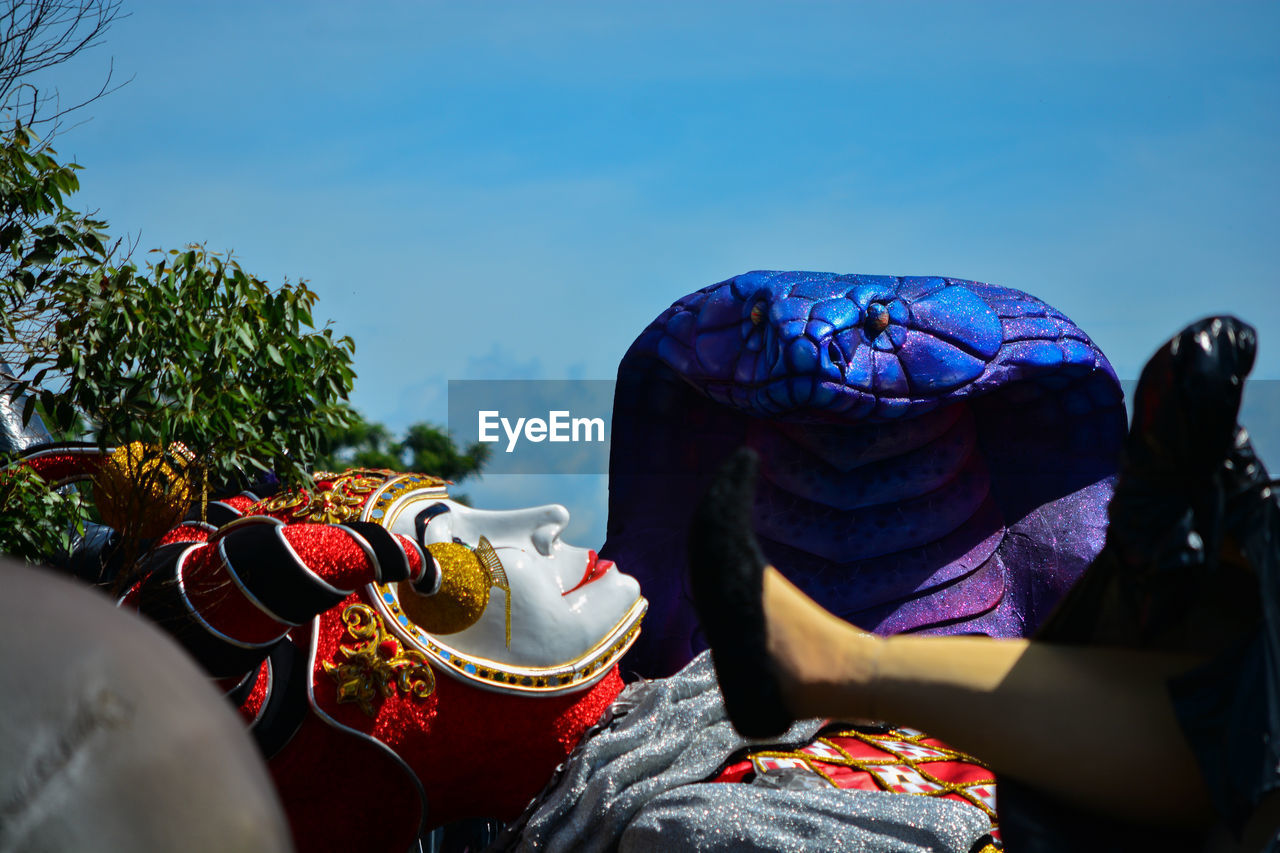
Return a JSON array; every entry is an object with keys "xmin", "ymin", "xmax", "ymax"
[
  {"xmin": 754, "ymin": 562, "xmax": 1211, "ymax": 827},
  {"xmin": 691, "ymin": 448, "xmax": 1212, "ymax": 828}
]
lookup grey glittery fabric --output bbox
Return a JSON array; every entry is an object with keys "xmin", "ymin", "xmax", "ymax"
[
  {"xmin": 513, "ymin": 652, "xmax": 990, "ymax": 853},
  {"xmin": 621, "ymin": 785, "xmax": 991, "ymax": 852}
]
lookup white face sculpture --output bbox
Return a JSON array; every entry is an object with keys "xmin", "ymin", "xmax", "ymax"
[{"xmin": 377, "ymin": 496, "xmax": 645, "ymax": 691}]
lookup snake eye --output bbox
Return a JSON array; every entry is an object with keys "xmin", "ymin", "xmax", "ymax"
[
  {"xmin": 865, "ymin": 302, "xmax": 891, "ymax": 336},
  {"xmin": 749, "ymin": 301, "xmax": 766, "ymax": 326}
]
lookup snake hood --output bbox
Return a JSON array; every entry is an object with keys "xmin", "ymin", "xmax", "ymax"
[{"xmin": 605, "ymin": 270, "xmax": 1127, "ymax": 677}]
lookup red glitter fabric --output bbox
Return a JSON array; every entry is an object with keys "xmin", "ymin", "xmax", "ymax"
[
  {"xmin": 155, "ymin": 522, "xmax": 212, "ymax": 546},
  {"xmin": 181, "ymin": 543, "xmax": 290, "ymax": 645},
  {"xmin": 395, "ymin": 533, "xmax": 424, "ymax": 580},
  {"xmin": 18, "ymin": 447, "xmax": 106, "ymax": 485},
  {"xmin": 219, "ymin": 494, "xmax": 258, "ymax": 513},
  {"xmin": 119, "ymin": 580, "xmax": 144, "ymax": 608},
  {"xmin": 270, "ymin": 709, "xmax": 423, "ymax": 853},
  {"xmin": 233, "ymin": 659, "xmax": 272, "ymax": 725},
  {"xmin": 309, "ymin": 591, "xmax": 625, "ymax": 829},
  {"xmin": 282, "ymin": 524, "xmax": 379, "ymax": 591},
  {"xmin": 394, "ymin": 665, "xmax": 624, "ymax": 824}
]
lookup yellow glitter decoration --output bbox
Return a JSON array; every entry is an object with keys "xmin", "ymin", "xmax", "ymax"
[
  {"xmin": 322, "ymin": 603, "xmax": 435, "ymax": 717},
  {"xmin": 402, "ymin": 541, "xmax": 491, "ymax": 634},
  {"xmin": 400, "ymin": 538, "xmax": 512, "ymax": 646},
  {"xmin": 91, "ymin": 442, "xmax": 193, "ymax": 538}
]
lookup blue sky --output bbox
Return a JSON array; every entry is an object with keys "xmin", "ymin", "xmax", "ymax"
[{"xmin": 31, "ymin": 0, "xmax": 1280, "ymax": 546}]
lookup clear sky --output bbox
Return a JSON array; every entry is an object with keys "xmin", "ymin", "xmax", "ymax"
[{"xmin": 31, "ymin": 0, "xmax": 1280, "ymax": 547}]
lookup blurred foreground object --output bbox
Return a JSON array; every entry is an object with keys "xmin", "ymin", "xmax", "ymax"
[{"xmin": 0, "ymin": 557, "xmax": 293, "ymax": 853}]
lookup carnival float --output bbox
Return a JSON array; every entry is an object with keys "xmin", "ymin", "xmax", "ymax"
[{"xmin": 2, "ymin": 272, "xmax": 1275, "ymax": 852}]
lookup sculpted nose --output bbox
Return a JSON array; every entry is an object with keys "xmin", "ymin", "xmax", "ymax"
[{"xmin": 530, "ymin": 504, "xmax": 570, "ymax": 556}]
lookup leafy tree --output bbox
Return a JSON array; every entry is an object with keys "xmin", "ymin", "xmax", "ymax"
[
  {"xmin": 0, "ymin": 125, "xmax": 360, "ymax": 492},
  {"xmin": 0, "ymin": 125, "xmax": 359, "ymax": 568},
  {"xmin": 317, "ymin": 410, "xmax": 490, "ymax": 486},
  {"xmin": 400, "ymin": 422, "xmax": 490, "ymax": 483},
  {"xmin": 0, "ymin": 457, "xmax": 82, "ymax": 561},
  {"xmin": 0, "ymin": 122, "xmax": 109, "ymax": 370},
  {"xmin": 32, "ymin": 244, "xmax": 359, "ymax": 494},
  {"xmin": 0, "ymin": 3, "xmax": 362, "ymax": 568},
  {"xmin": 317, "ymin": 409, "xmax": 400, "ymax": 471}
]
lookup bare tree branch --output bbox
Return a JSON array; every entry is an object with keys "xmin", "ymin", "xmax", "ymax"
[{"xmin": 0, "ymin": 0, "xmax": 127, "ymax": 131}]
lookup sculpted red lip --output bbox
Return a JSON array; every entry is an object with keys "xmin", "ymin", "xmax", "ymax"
[{"xmin": 563, "ymin": 550, "xmax": 614, "ymax": 596}]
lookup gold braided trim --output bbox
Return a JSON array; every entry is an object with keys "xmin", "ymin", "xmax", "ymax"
[{"xmin": 739, "ymin": 725, "xmax": 1000, "ymax": 842}]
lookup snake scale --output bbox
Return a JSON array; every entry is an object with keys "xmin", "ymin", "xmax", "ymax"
[{"xmin": 603, "ymin": 270, "xmax": 1127, "ymax": 677}]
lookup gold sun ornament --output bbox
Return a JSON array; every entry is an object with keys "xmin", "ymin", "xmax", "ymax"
[
  {"xmin": 400, "ymin": 536, "xmax": 513, "ymax": 647},
  {"xmin": 91, "ymin": 441, "xmax": 194, "ymax": 539}
]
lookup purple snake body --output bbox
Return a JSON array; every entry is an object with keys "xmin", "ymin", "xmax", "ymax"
[{"xmin": 604, "ymin": 271, "xmax": 1126, "ymax": 677}]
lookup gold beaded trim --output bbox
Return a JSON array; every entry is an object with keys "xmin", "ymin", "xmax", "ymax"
[
  {"xmin": 370, "ymin": 588, "xmax": 645, "ymax": 695},
  {"xmin": 360, "ymin": 472, "xmax": 450, "ymax": 527}
]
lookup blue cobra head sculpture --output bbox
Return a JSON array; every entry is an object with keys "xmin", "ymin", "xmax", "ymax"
[{"xmin": 604, "ymin": 271, "xmax": 1126, "ymax": 677}]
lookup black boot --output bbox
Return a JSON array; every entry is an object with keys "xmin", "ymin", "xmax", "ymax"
[
  {"xmin": 1038, "ymin": 316, "xmax": 1265, "ymax": 649},
  {"xmin": 1004, "ymin": 317, "xmax": 1279, "ymax": 851},
  {"xmin": 687, "ymin": 447, "xmax": 792, "ymax": 738}
]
